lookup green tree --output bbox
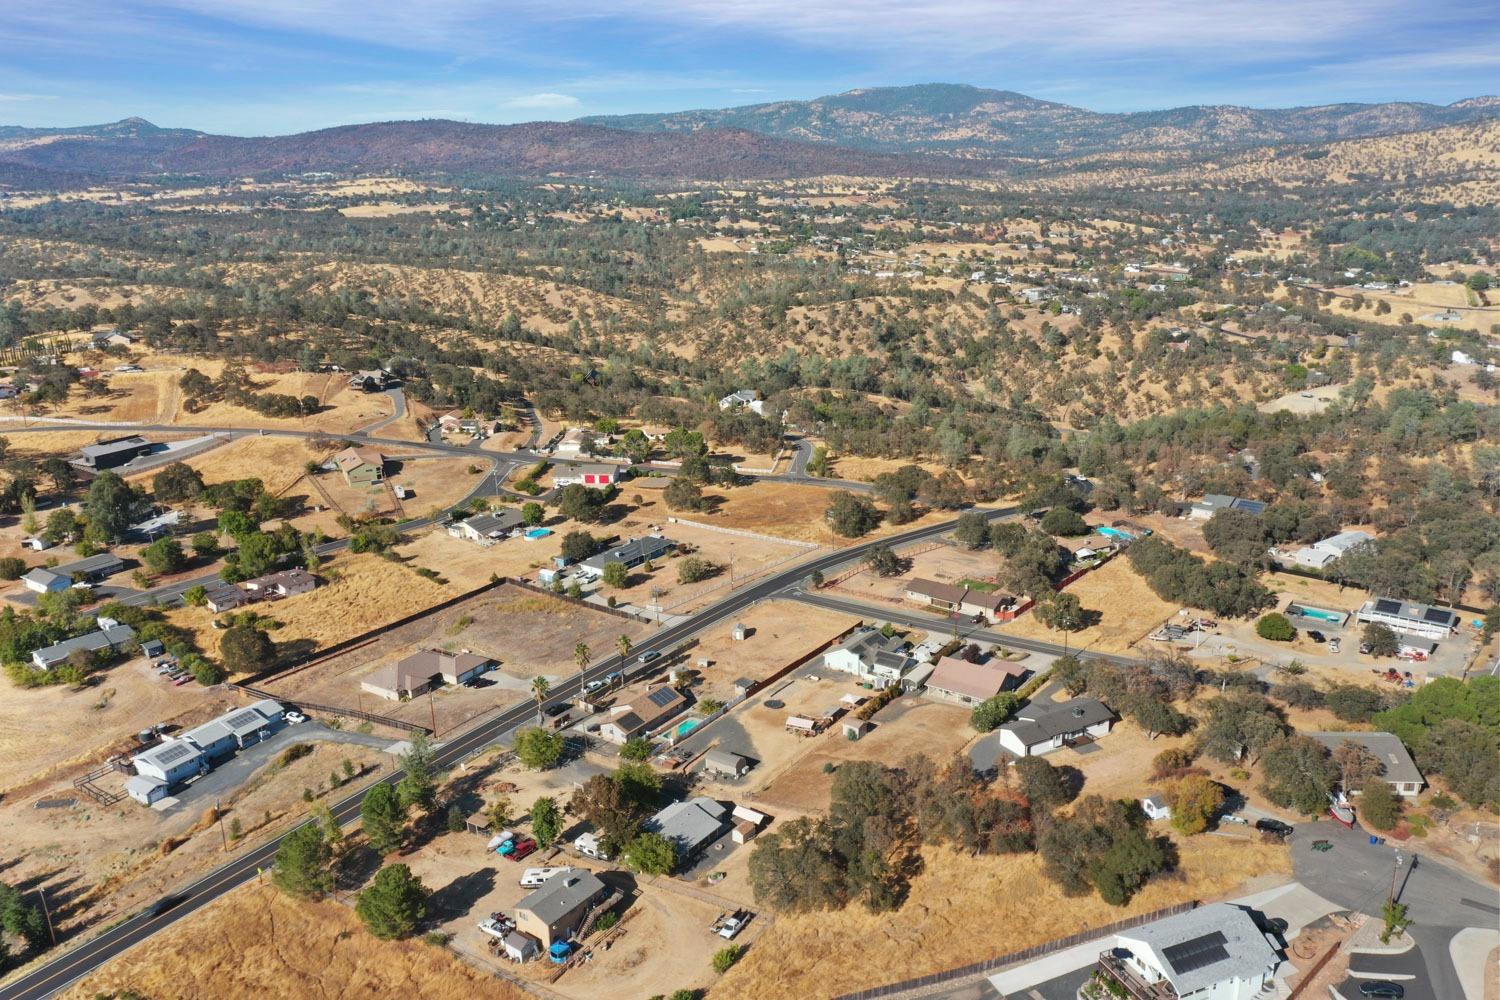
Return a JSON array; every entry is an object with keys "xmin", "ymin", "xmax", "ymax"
[
  {"xmin": 183, "ymin": 584, "xmax": 208, "ymax": 607},
  {"xmin": 1255, "ymin": 613, "xmax": 1295, "ymax": 642},
  {"xmin": 1259, "ymin": 735, "xmax": 1337, "ymax": 814},
  {"xmin": 1166, "ymin": 774, "xmax": 1225, "ymax": 835},
  {"xmin": 1359, "ymin": 780, "xmax": 1401, "ymax": 831},
  {"xmin": 601, "ymin": 560, "xmax": 629, "ymax": 588},
  {"xmin": 140, "ymin": 537, "xmax": 185, "ymax": 575},
  {"xmin": 712, "ymin": 944, "xmax": 744, "ymax": 974},
  {"xmin": 396, "ymin": 732, "xmax": 438, "ymax": 811},
  {"xmin": 152, "ymin": 462, "xmax": 205, "ymax": 503},
  {"xmin": 361, "ymin": 783, "xmax": 407, "ymax": 855},
  {"xmin": 663, "ymin": 477, "xmax": 705, "ymax": 511},
  {"xmin": 531, "ymin": 674, "xmax": 551, "ymax": 726},
  {"xmin": 1040, "ymin": 507, "xmax": 1089, "ymax": 536},
  {"xmin": 272, "ymin": 823, "xmax": 332, "ymax": 898},
  {"xmin": 531, "ymin": 796, "xmax": 562, "ymax": 847},
  {"xmin": 1014, "ymin": 755, "xmax": 1073, "ymax": 810},
  {"xmin": 521, "ymin": 502, "xmax": 545, "ymax": 526},
  {"xmin": 624, "ymin": 831, "xmax": 676, "ymax": 875},
  {"xmin": 515, "ymin": 727, "xmax": 565, "ymax": 770},
  {"xmin": 560, "ymin": 531, "xmax": 599, "ymax": 562},
  {"xmin": 84, "ymin": 471, "xmax": 140, "ymax": 542},
  {"xmin": 676, "ymin": 556, "xmax": 717, "ymax": 584},
  {"xmin": 1362, "ymin": 622, "xmax": 1400, "ymax": 657},
  {"xmin": 953, "ymin": 512, "xmax": 991, "ymax": 549},
  {"xmin": 620, "ymin": 737, "xmax": 654, "ymax": 761},
  {"xmin": 218, "ymin": 624, "xmax": 275, "ymax": 675},
  {"xmin": 970, "ymin": 693, "xmax": 1019, "ymax": 732},
  {"xmin": 825, "ymin": 492, "xmax": 881, "ymax": 538},
  {"xmin": 355, "ymin": 864, "xmax": 428, "ymax": 940}
]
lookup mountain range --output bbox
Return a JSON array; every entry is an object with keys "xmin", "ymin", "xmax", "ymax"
[
  {"xmin": 582, "ymin": 83, "xmax": 1500, "ymax": 158},
  {"xmin": 1, "ymin": 84, "xmax": 1496, "ymax": 185}
]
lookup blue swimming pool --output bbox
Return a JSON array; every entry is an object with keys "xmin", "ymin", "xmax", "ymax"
[
  {"xmin": 676, "ymin": 719, "xmax": 701, "ymax": 738},
  {"xmin": 524, "ymin": 527, "xmax": 553, "ymax": 539}
]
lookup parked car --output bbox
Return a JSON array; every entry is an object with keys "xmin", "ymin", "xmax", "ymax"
[
  {"xmin": 172, "ymin": 675, "xmax": 192, "ymax": 686},
  {"xmin": 1357, "ymin": 983, "xmax": 1404, "ymax": 998},
  {"xmin": 519, "ymin": 866, "xmax": 573, "ymax": 887},
  {"xmin": 1329, "ymin": 638, "xmax": 1341, "ymax": 653},
  {"xmin": 1307, "ymin": 630, "xmax": 1326, "ymax": 643},
  {"xmin": 582, "ymin": 679, "xmax": 605, "ymax": 695},
  {"xmin": 284, "ymin": 710, "xmax": 307, "ymax": 725},
  {"xmin": 604, "ymin": 671, "xmax": 623, "ymax": 686},
  {"xmin": 477, "ymin": 916, "xmax": 514, "ymax": 940},
  {"xmin": 1255, "ymin": 818, "xmax": 1294, "ymax": 838},
  {"xmin": 507, "ymin": 837, "xmax": 538, "ymax": 861}
]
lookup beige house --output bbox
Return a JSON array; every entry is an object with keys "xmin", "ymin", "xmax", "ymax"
[
  {"xmin": 923, "ymin": 656, "xmax": 1027, "ymax": 705},
  {"xmin": 514, "ymin": 870, "xmax": 608, "ymax": 948},
  {"xmin": 361, "ymin": 649, "xmax": 494, "ymax": 701}
]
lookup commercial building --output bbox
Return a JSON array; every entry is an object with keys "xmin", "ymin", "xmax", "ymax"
[
  {"xmin": 1101, "ymin": 903, "xmax": 1280, "ymax": 1000},
  {"xmin": 1355, "ymin": 597, "xmax": 1459, "ymax": 641}
]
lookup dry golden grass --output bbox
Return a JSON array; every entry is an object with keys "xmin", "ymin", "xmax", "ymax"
[
  {"xmin": 166, "ymin": 552, "xmax": 458, "ymax": 661},
  {"xmin": 716, "ymin": 835, "xmax": 1290, "ymax": 1000},
  {"xmin": 63, "ymin": 882, "xmax": 518, "ymax": 1000},
  {"xmin": 1000, "ymin": 557, "xmax": 1184, "ymax": 654},
  {"xmin": 135, "ymin": 435, "xmax": 327, "ymax": 496}
]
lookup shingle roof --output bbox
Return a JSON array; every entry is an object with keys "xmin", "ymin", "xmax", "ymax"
[
  {"xmin": 1309, "ymin": 731, "xmax": 1423, "ymax": 787},
  {"xmin": 927, "ymin": 657, "xmax": 1017, "ymax": 701},
  {"xmin": 517, "ymin": 870, "xmax": 606, "ymax": 925},
  {"xmin": 1115, "ymin": 903, "xmax": 1279, "ymax": 995},
  {"xmin": 646, "ymin": 797, "xmax": 729, "ymax": 854},
  {"xmin": 1001, "ymin": 697, "xmax": 1114, "ymax": 748}
]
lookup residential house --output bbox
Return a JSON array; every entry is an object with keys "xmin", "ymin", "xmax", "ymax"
[
  {"xmin": 437, "ymin": 411, "xmax": 489, "ymax": 436},
  {"xmin": 333, "ymin": 447, "xmax": 385, "ymax": 486},
  {"xmin": 1285, "ymin": 529, "xmax": 1374, "ymax": 570},
  {"xmin": 76, "ymin": 435, "xmax": 155, "ymax": 470},
  {"xmin": 349, "ymin": 370, "xmax": 394, "ymax": 392},
  {"xmin": 513, "ymin": 870, "xmax": 608, "ymax": 948},
  {"xmin": 822, "ymin": 627, "xmax": 916, "ymax": 689},
  {"xmin": 644, "ymin": 796, "xmax": 730, "ymax": 861},
  {"xmin": 22, "ymin": 553, "xmax": 126, "ymax": 593},
  {"xmin": 205, "ymin": 585, "xmax": 248, "ymax": 613},
  {"xmin": 923, "ymin": 656, "xmax": 1027, "ymax": 705},
  {"xmin": 552, "ymin": 462, "xmax": 623, "ymax": 488},
  {"xmin": 996, "ymin": 697, "xmax": 1115, "ymax": 757},
  {"xmin": 902, "ymin": 579, "xmax": 1016, "ymax": 621},
  {"xmin": 30, "ymin": 623, "xmax": 137, "ymax": 670},
  {"xmin": 1188, "ymin": 494, "xmax": 1266, "ymax": 520},
  {"xmin": 598, "ymin": 685, "xmax": 688, "ymax": 743},
  {"xmin": 1310, "ymin": 732, "xmax": 1424, "ymax": 797},
  {"xmin": 718, "ymin": 389, "xmax": 765, "ymax": 415},
  {"xmin": 448, "ymin": 510, "xmax": 525, "ymax": 545},
  {"xmin": 21, "ymin": 567, "xmax": 70, "ymax": 594},
  {"xmin": 1355, "ymin": 597, "xmax": 1458, "ymax": 641},
  {"xmin": 131, "ymin": 699, "xmax": 286, "ymax": 803},
  {"xmin": 90, "ymin": 329, "xmax": 137, "ymax": 350},
  {"xmin": 361, "ymin": 649, "xmax": 496, "ymax": 701},
  {"xmin": 578, "ymin": 535, "xmax": 676, "ymax": 581},
  {"xmin": 553, "ymin": 426, "xmax": 600, "ymax": 458},
  {"xmin": 241, "ymin": 568, "xmax": 318, "ymax": 599},
  {"xmin": 1101, "ymin": 902, "xmax": 1280, "ymax": 1000}
]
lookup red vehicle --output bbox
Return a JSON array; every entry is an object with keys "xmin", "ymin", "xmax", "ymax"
[{"xmin": 507, "ymin": 837, "xmax": 538, "ymax": 861}]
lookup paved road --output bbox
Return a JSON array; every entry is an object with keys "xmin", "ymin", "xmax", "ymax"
[
  {"xmin": 0, "ymin": 505, "xmax": 1019, "ymax": 999},
  {"xmin": 356, "ymin": 387, "xmax": 407, "ymax": 435},
  {"xmin": 1292, "ymin": 819, "xmax": 1497, "ymax": 1000}
]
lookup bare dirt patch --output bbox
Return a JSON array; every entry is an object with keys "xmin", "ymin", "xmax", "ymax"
[{"xmin": 999, "ymin": 557, "xmax": 1186, "ymax": 654}]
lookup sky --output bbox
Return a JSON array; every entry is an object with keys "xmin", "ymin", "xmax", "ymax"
[{"xmin": 3, "ymin": 0, "xmax": 1498, "ymax": 134}]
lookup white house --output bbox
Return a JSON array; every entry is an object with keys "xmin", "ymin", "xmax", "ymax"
[
  {"xmin": 448, "ymin": 510, "xmax": 525, "ymax": 545},
  {"xmin": 1355, "ymin": 597, "xmax": 1458, "ymax": 641},
  {"xmin": 1286, "ymin": 529, "xmax": 1373, "ymax": 570},
  {"xmin": 1103, "ymin": 903, "xmax": 1280, "ymax": 1000},
  {"xmin": 1141, "ymin": 795, "xmax": 1172, "ymax": 821},
  {"xmin": 822, "ymin": 627, "xmax": 914, "ymax": 689},
  {"xmin": 997, "ymin": 697, "xmax": 1114, "ymax": 757},
  {"xmin": 552, "ymin": 462, "xmax": 623, "ymax": 488},
  {"xmin": 718, "ymin": 389, "xmax": 765, "ymax": 415}
]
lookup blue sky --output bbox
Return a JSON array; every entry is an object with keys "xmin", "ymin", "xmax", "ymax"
[{"xmin": 3, "ymin": 1, "xmax": 1498, "ymax": 134}]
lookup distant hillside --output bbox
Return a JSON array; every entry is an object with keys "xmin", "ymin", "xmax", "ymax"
[
  {"xmin": 0, "ymin": 118, "xmax": 978, "ymax": 181},
  {"xmin": 581, "ymin": 83, "xmax": 1500, "ymax": 158}
]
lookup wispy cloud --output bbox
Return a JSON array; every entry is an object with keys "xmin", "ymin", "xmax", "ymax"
[
  {"xmin": 502, "ymin": 92, "xmax": 581, "ymax": 110},
  {"xmin": 0, "ymin": 93, "xmax": 57, "ymax": 102}
]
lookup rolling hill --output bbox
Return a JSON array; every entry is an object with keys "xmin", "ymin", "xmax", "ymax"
[{"xmin": 581, "ymin": 83, "xmax": 1500, "ymax": 158}]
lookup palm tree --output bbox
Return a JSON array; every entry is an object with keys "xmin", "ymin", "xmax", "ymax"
[
  {"xmin": 616, "ymin": 634, "xmax": 632, "ymax": 662},
  {"xmin": 574, "ymin": 641, "xmax": 590, "ymax": 673},
  {"xmin": 531, "ymin": 675, "xmax": 550, "ymax": 725}
]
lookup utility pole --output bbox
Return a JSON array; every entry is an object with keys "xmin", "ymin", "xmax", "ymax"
[
  {"xmin": 35, "ymin": 888, "xmax": 54, "ymax": 946},
  {"xmin": 216, "ymin": 798, "xmax": 227, "ymax": 851},
  {"xmin": 428, "ymin": 691, "xmax": 437, "ymax": 737},
  {"xmin": 1389, "ymin": 850, "xmax": 1403, "ymax": 904}
]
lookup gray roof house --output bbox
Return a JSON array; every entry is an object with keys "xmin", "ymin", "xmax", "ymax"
[
  {"xmin": 1105, "ymin": 903, "xmax": 1280, "ymax": 999},
  {"xmin": 1310, "ymin": 731, "xmax": 1424, "ymax": 797},
  {"xmin": 30, "ymin": 624, "xmax": 137, "ymax": 670},
  {"xmin": 21, "ymin": 567, "xmax": 70, "ymax": 594},
  {"xmin": 579, "ymin": 535, "xmax": 677, "ymax": 580},
  {"xmin": 644, "ymin": 796, "xmax": 730, "ymax": 860},
  {"xmin": 822, "ymin": 627, "xmax": 915, "ymax": 689},
  {"xmin": 997, "ymin": 697, "xmax": 1115, "ymax": 757},
  {"xmin": 448, "ymin": 509, "xmax": 525, "ymax": 544},
  {"xmin": 514, "ymin": 870, "xmax": 608, "ymax": 948}
]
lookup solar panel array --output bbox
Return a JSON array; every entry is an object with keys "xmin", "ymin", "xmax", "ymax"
[
  {"xmin": 1373, "ymin": 598, "xmax": 1403, "ymax": 616},
  {"xmin": 154, "ymin": 743, "xmax": 195, "ymax": 765},
  {"xmin": 1422, "ymin": 607, "xmax": 1454, "ymax": 625},
  {"xmin": 222, "ymin": 710, "xmax": 262, "ymax": 730},
  {"xmin": 645, "ymin": 687, "xmax": 678, "ymax": 708},
  {"xmin": 1162, "ymin": 931, "xmax": 1229, "ymax": 975}
]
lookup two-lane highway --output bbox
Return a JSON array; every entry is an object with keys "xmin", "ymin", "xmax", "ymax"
[{"xmin": 0, "ymin": 506, "xmax": 1020, "ymax": 999}]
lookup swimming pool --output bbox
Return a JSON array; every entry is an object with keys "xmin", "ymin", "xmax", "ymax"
[
  {"xmin": 524, "ymin": 527, "xmax": 553, "ymax": 540},
  {"xmin": 675, "ymin": 719, "xmax": 701, "ymax": 738}
]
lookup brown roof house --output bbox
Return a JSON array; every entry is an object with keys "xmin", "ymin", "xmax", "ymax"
[
  {"xmin": 923, "ymin": 656, "xmax": 1028, "ymax": 705},
  {"xmin": 903, "ymin": 578, "xmax": 1016, "ymax": 621},
  {"xmin": 334, "ymin": 447, "xmax": 385, "ymax": 486},
  {"xmin": 361, "ymin": 649, "xmax": 495, "ymax": 701},
  {"xmin": 599, "ymin": 685, "xmax": 689, "ymax": 743}
]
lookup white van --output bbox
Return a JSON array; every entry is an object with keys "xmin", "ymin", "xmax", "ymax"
[{"xmin": 519, "ymin": 866, "xmax": 573, "ymax": 887}]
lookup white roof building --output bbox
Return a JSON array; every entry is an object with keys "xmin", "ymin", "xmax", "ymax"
[
  {"xmin": 1286, "ymin": 529, "xmax": 1373, "ymax": 569},
  {"xmin": 1105, "ymin": 903, "xmax": 1280, "ymax": 1000}
]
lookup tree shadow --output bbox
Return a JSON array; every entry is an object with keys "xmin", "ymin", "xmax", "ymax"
[
  {"xmin": 427, "ymin": 867, "xmax": 497, "ymax": 923},
  {"xmin": 1057, "ymin": 764, "xmax": 1086, "ymax": 803}
]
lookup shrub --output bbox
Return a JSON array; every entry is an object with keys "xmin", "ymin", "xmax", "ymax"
[
  {"xmin": 970, "ymin": 693, "xmax": 1020, "ymax": 732},
  {"xmin": 1255, "ymin": 613, "xmax": 1295, "ymax": 642},
  {"xmin": 712, "ymin": 944, "xmax": 744, "ymax": 974}
]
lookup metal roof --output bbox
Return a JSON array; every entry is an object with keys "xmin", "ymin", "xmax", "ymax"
[{"xmin": 1114, "ymin": 903, "xmax": 1279, "ymax": 995}]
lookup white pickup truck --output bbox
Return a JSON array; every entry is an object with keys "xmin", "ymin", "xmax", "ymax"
[{"xmin": 712, "ymin": 910, "xmax": 750, "ymax": 940}]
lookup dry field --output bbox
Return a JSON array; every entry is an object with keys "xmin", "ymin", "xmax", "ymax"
[
  {"xmin": 751, "ymin": 695, "xmax": 975, "ymax": 814},
  {"xmin": 999, "ymin": 557, "xmax": 1186, "ymax": 654},
  {"xmin": 686, "ymin": 599, "xmax": 856, "ymax": 704},
  {"xmin": 694, "ymin": 481, "xmax": 859, "ymax": 545},
  {"xmin": 166, "ymin": 551, "xmax": 459, "ymax": 664},
  {"xmin": 0, "ymin": 657, "xmax": 216, "ymax": 795},
  {"xmin": 395, "ymin": 523, "xmax": 565, "ymax": 591},
  {"xmin": 62, "ymin": 882, "xmax": 515, "ymax": 1000},
  {"xmin": 831, "ymin": 544, "xmax": 999, "ymax": 607},
  {"xmin": 134, "ymin": 434, "xmax": 328, "ymax": 496},
  {"xmin": 715, "ymin": 835, "xmax": 1291, "ymax": 1000}
]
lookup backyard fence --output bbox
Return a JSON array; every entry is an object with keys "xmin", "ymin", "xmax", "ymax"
[
  {"xmin": 227, "ymin": 682, "xmax": 431, "ymax": 735},
  {"xmin": 831, "ymin": 900, "xmax": 1200, "ymax": 1000}
]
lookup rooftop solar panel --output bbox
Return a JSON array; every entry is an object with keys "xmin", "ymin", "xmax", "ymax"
[
  {"xmin": 646, "ymin": 687, "xmax": 678, "ymax": 708},
  {"xmin": 155, "ymin": 743, "xmax": 193, "ymax": 764},
  {"xmin": 1162, "ymin": 931, "xmax": 1230, "ymax": 975},
  {"xmin": 222, "ymin": 710, "xmax": 261, "ymax": 729},
  {"xmin": 1373, "ymin": 598, "xmax": 1402, "ymax": 616},
  {"xmin": 1422, "ymin": 607, "xmax": 1454, "ymax": 625}
]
